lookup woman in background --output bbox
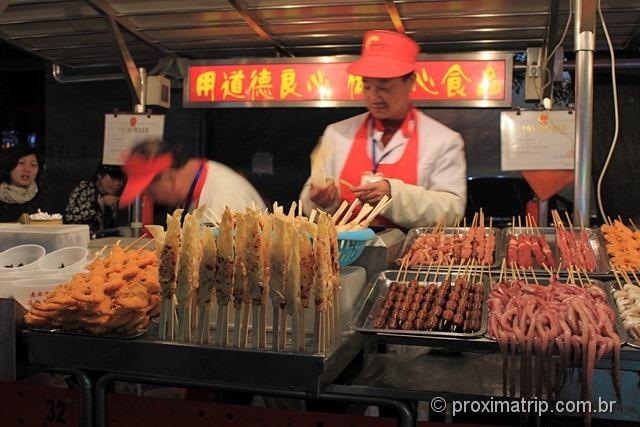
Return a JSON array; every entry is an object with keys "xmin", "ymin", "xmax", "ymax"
[
  {"xmin": 65, "ymin": 164, "xmax": 124, "ymax": 234},
  {"xmin": 0, "ymin": 143, "xmax": 45, "ymax": 222}
]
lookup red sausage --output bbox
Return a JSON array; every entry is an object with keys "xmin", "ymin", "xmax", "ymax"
[
  {"xmin": 413, "ymin": 293, "xmax": 425, "ymax": 304},
  {"xmin": 387, "ymin": 318, "xmax": 398, "ymax": 329},
  {"xmin": 445, "ymin": 300, "xmax": 458, "ymax": 311},
  {"xmin": 414, "ymin": 318, "xmax": 425, "ymax": 330},
  {"xmin": 406, "ymin": 310, "xmax": 417, "ymax": 322},
  {"xmin": 417, "ymin": 309, "xmax": 429, "ymax": 320},
  {"xmin": 410, "ymin": 302, "xmax": 421, "ymax": 312},
  {"xmin": 430, "ymin": 305, "xmax": 444, "ymax": 318}
]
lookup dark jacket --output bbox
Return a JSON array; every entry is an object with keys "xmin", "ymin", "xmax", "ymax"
[{"xmin": 0, "ymin": 190, "xmax": 45, "ymax": 223}]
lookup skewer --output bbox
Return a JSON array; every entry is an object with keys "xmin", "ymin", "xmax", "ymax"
[
  {"xmin": 498, "ymin": 259, "xmax": 507, "ymax": 284},
  {"xmin": 207, "ymin": 208, "xmax": 221, "ymax": 225},
  {"xmin": 240, "ymin": 302, "xmax": 250, "ymax": 348},
  {"xmin": 135, "ymin": 238, "xmax": 155, "ymax": 251},
  {"xmin": 401, "ymin": 260, "xmax": 411, "ymax": 282},
  {"xmin": 629, "ymin": 219, "xmax": 639, "ymax": 232},
  {"xmin": 123, "ymin": 235, "xmax": 145, "ymax": 251},
  {"xmin": 272, "ymin": 305, "xmax": 280, "ymax": 351},
  {"xmin": 530, "ymin": 267, "xmax": 539, "ymax": 286},
  {"xmin": 346, "ymin": 203, "xmax": 374, "ymax": 229},
  {"xmin": 564, "ymin": 211, "xmax": 574, "ymax": 229},
  {"xmin": 331, "ymin": 201, "xmax": 348, "ymax": 224},
  {"xmin": 612, "ymin": 268, "xmax": 624, "ymax": 290},
  {"xmin": 575, "ymin": 267, "xmax": 585, "ymax": 288},
  {"xmin": 309, "ymin": 209, "xmax": 318, "ymax": 223},
  {"xmin": 396, "ymin": 258, "xmax": 407, "ymax": 281},
  {"xmin": 252, "ymin": 305, "xmax": 260, "ymax": 349},
  {"xmin": 338, "ymin": 199, "xmax": 360, "ymax": 226},
  {"xmin": 360, "ymin": 196, "xmax": 392, "ymax": 228},
  {"xmin": 280, "ymin": 309, "xmax": 287, "ymax": 350},
  {"xmin": 259, "ymin": 305, "xmax": 267, "ymax": 348},
  {"xmin": 298, "ymin": 199, "xmax": 303, "ymax": 217}
]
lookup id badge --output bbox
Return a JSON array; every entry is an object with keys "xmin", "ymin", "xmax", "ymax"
[{"xmin": 361, "ymin": 171, "xmax": 384, "ymax": 185}]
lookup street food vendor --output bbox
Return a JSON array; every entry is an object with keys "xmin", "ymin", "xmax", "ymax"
[
  {"xmin": 300, "ymin": 30, "xmax": 467, "ymax": 229},
  {"xmin": 118, "ymin": 139, "xmax": 266, "ymax": 216}
]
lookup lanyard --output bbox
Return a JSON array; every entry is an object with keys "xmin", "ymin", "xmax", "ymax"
[
  {"xmin": 183, "ymin": 161, "xmax": 206, "ymax": 212},
  {"xmin": 369, "ymin": 117, "xmax": 409, "ymax": 173}
]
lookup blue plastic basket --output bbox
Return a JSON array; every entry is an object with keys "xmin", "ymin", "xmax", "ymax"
[{"xmin": 337, "ymin": 228, "xmax": 375, "ymax": 267}]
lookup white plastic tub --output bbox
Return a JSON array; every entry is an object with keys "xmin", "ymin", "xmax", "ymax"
[
  {"xmin": 0, "ymin": 224, "xmax": 89, "ymax": 252},
  {"xmin": 38, "ymin": 246, "xmax": 88, "ymax": 272},
  {"xmin": 0, "ymin": 244, "xmax": 46, "ymax": 271}
]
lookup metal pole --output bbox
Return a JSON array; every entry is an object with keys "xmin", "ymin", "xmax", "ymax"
[
  {"xmin": 130, "ymin": 67, "xmax": 146, "ymax": 236},
  {"xmin": 573, "ymin": 0, "xmax": 596, "ymax": 226},
  {"xmin": 539, "ymin": 199, "xmax": 549, "ymax": 227}
]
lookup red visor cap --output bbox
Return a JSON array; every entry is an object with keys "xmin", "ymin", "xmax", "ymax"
[
  {"xmin": 347, "ymin": 30, "xmax": 419, "ymax": 78},
  {"xmin": 118, "ymin": 153, "xmax": 173, "ymax": 208}
]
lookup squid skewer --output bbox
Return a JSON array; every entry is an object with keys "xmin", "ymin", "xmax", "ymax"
[
  {"xmin": 175, "ymin": 211, "xmax": 202, "ymax": 342},
  {"xmin": 269, "ymin": 216, "xmax": 289, "ymax": 351},
  {"xmin": 232, "ymin": 213, "xmax": 248, "ymax": 347},
  {"xmin": 196, "ymin": 227, "xmax": 217, "ymax": 344},
  {"xmin": 313, "ymin": 214, "xmax": 332, "ymax": 353},
  {"xmin": 214, "ymin": 208, "xmax": 235, "ymax": 346},
  {"xmin": 246, "ymin": 209, "xmax": 267, "ymax": 349},
  {"xmin": 287, "ymin": 226, "xmax": 303, "ymax": 352}
]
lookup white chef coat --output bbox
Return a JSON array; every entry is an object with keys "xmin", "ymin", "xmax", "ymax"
[
  {"xmin": 197, "ymin": 160, "xmax": 266, "ymax": 218},
  {"xmin": 300, "ymin": 110, "xmax": 467, "ymax": 229}
]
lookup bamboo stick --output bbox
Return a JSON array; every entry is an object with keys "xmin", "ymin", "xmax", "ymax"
[
  {"xmin": 252, "ymin": 304, "xmax": 260, "ymax": 349},
  {"xmin": 280, "ymin": 309, "xmax": 287, "ymax": 350},
  {"xmin": 272, "ymin": 306, "xmax": 280, "ymax": 351},
  {"xmin": 259, "ymin": 305, "xmax": 267, "ymax": 348},
  {"xmin": 332, "ymin": 201, "xmax": 349, "ymax": 224},
  {"xmin": 240, "ymin": 303, "xmax": 250, "ymax": 348}
]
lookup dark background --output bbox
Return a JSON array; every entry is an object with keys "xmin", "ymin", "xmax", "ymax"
[{"xmin": 2, "ymin": 40, "xmax": 638, "ymax": 222}]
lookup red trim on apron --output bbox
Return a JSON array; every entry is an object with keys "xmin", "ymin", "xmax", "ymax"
[
  {"xmin": 338, "ymin": 107, "xmax": 419, "ymax": 228},
  {"xmin": 191, "ymin": 160, "xmax": 208, "ymax": 210}
]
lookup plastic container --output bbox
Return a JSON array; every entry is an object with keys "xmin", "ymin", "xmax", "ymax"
[
  {"xmin": 0, "ymin": 224, "xmax": 89, "ymax": 252},
  {"xmin": 1, "ymin": 277, "xmax": 71, "ymax": 309},
  {"xmin": 38, "ymin": 246, "xmax": 88, "ymax": 272},
  {"xmin": 0, "ymin": 244, "xmax": 46, "ymax": 271},
  {"xmin": 337, "ymin": 228, "xmax": 375, "ymax": 267}
]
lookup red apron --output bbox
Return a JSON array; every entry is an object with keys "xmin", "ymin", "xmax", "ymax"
[{"xmin": 339, "ymin": 107, "xmax": 419, "ymax": 228}]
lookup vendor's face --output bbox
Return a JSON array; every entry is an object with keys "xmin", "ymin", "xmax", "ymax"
[
  {"xmin": 144, "ymin": 170, "xmax": 182, "ymax": 207},
  {"xmin": 98, "ymin": 173, "xmax": 123, "ymax": 196},
  {"xmin": 363, "ymin": 75, "xmax": 414, "ymax": 121},
  {"xmin": 10, "ymin": 154, "xmax": 38, "ymax": 187}
]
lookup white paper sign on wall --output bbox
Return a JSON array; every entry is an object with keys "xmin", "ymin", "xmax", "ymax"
[
  {"xmin": 500, "ymin": 110, "xmax": 575, "ymax": 171},
  {"xmin": 103, "ymin": 114, "xmax": 165, "ymax": 165}
]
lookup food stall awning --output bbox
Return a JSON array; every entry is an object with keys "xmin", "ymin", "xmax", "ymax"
[{"xmin": 1, "ymin": 0, "xmax": 639, "ymax": 72}]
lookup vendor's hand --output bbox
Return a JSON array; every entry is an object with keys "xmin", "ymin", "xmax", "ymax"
[
  {"xmin": 99, "ymin": 195, "xmax": 119, "ymax": 208},
  {"xmin": 352, "ymin": 180, "xmax": 391, "ymax": 205},
  {"xmin": 309, "ymin": 180, "xmax": 339, "ymax": 209}
]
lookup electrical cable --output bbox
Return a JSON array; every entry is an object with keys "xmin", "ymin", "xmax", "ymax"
[
  {"xmin": 538, "ymin": 0, "xmax": 573, "ymax": 101},
  {"xmin": 595, "ymin": 0, "xmax": 620, "ymax": 222}
]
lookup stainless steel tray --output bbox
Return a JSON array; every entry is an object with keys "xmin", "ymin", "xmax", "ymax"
[
  {"xmin": 501, "ymin": 227, "xmax": 610, "ymax": 275},
  {"xmin": 398, "ymin": 227, "xmax": 503, "ymax": 270},
  {"xmin": 350, "ymin": 269, "xmax": 488, "ymax": 339},
  {"xmin": 485, "ymin": 277, "xmax": 626, "ymax": 345},
  {"xmin": 604, "ymin": 281, "xmax": 637, "ymax": 348}
]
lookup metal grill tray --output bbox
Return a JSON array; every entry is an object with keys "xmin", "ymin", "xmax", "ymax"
[
  {"xmin": 484, "ymin": 277, "xmax": 627, "ymax": 345},
  {"xmin": 398, "ymin": 227, "xmax": 503, "ymax": 270},
  {"xmin": 350, "ymin": 270, "xmax": 488, "ymax": 339},
  {"xmin": 501, "ymin": 227, "xmax": 610, "ymax": 275},
  {"xmin": 604, "ymin": 281, "xmax": 637, "ymax": 348}
]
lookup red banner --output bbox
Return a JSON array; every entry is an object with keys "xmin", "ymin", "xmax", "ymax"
[{"xmin": 185, "ymin": 55, "xmax": 512, "ymax": 108}]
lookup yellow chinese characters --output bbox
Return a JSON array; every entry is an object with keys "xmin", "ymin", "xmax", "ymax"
[
  {"xmin": 221, "ymin": 70, "xmax": 246, "ymax": 100},
  {"xmin": 476, "ymin": 65, "xmax": 501, "ymax": 98},
  {"xmin": 441, "ymin": 64, "xmax": 471, "ymax": 97},
  {"xmin": 306, "ymin": 70, "xmax": 332, "ymax": 100},
  {"xmin": 247, "ymin": 68, "xmax": 274, "ymax": 100},
  {"xmin": 195, "ymin": 71, "xmax": 216, "ymax": 101},
  {"xmin": 415, "ymin": 68, "xmax": 439, "ymax": 95},
  {"xmin": 347, "ymin": 74, "xmax": 363, "ymax": 100},
  {"xmin": 280, "ymin": 68, "xmax": 302, "ymax": 99}
]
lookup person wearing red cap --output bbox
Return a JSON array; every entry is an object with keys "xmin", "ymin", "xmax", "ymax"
[
  {"xmin": 118, "ymin": 139, "xmax": 266, "ymax": 216},
  {"xmin": 300, "ymin": 30, "xmax": 466, "ymax": 229}
]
